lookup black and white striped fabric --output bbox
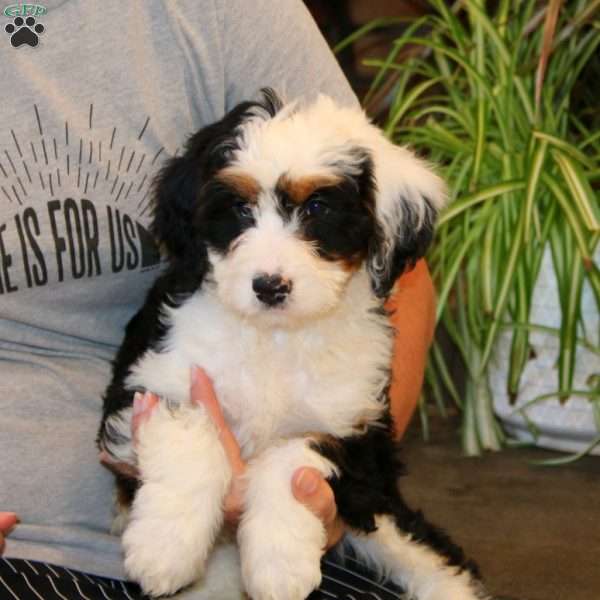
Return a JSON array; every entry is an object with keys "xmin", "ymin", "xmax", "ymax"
[
  {"xmin": 0, "ymin": 558, "xmax": 144, "ymax": 600},
  {"xmin": 0, "ymin": 553, "xmax": 407, "ymax": 599}
]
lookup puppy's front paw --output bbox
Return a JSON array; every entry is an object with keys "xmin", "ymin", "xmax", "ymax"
[
  {"xmin": 122, "ymin": 402, "xmax": 231, "ymax": 596},
  {"xmin": 242, "ymin": 546, "xmax": 323, "ymax": 600},
  {"xmin": 240, "ymin": 509, "xmax": 325, "ymax": 600}
]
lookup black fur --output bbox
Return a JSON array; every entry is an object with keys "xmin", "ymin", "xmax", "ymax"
[
  {"xmin": 98, "ymin": 92, "xmax": 282, "ymax": 468},
  {"xmin": 97, "ymin": 267, "xmax": 203, "ymax": 453},
  {"xmin": 193, "ymin": 177, "xmax": 257, "ymax": 254},
  {"xmin": 99, "ymin": 90, "xmax": 283, "ymax": 440},
  {"xmin": 273, "ymin": 152, "xmax": 378, "ymax": 264},
  {"xmin": 369, "ymin": 197, "xmax": 437, "ymax": 298},
  {"xmin": 313, "ymin": 412, "xmax": 481, "ymax": 579},
  {"xmin": 151, "ymin": 89, "xmax": 280, "ymax": 263},
  {"xmin": 305, "ymin": 154, "xmax": 377, "ymax": 264},
  {"xmin": 98, "ymin": 91, "xmax": 483, "ymax": 598}
]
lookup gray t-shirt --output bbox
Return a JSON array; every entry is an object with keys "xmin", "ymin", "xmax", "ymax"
[{"xmin": 0, "ymin": 0, "xmax": 356, "ymax": 579}]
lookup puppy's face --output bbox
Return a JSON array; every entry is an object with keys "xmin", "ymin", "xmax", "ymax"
[
  {"xmin": 199, "ymin": 159, "xmax": 377, "ymax": 325},
  {"xmin": 153, "ymin": 92, "xmax": 445, "ymax": 326}
]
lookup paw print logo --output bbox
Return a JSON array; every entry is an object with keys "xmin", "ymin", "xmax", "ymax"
[{"xmin": 5, "ymin": 16, "xmax": 45, "ymax": 48}]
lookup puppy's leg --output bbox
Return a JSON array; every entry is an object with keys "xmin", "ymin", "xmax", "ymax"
[
  {"xmin": 343, "ymin": 515, "xmax": 489, "ymax": 600},
  {"xmin": 314, "ymin": 423, "xmax": 488, "ymax": 600},
  {"xmin": 123, "ymin": 402, "xmax": 232, "ymax": 597},
  {"xmin": 238, "ymin": 438, "xmax": 337, "ymax": 600}
]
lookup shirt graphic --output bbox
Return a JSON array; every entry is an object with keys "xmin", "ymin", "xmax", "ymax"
[{"xmin": 0, "ymin": 103, "xmax": 164, "ymax": 295}]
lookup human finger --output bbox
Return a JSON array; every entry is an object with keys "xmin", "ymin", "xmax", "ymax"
[
  {"xmin": 132, "ymin": 391, "xmax": 160, "ymax": 444},
  {"xmin": 292, "ymin": 468, "xmax": 344, "ymax": 549},
  {"xmin": 98, "ymin": 391, "xmax": 159, "ymax": 477},
  {"xmin": 0, "ymin": 512, "xmax": 18, "ymax": 556},
  {"xmin": 191, "ymin": 366, "xmax": 245, "ymax": 477}
]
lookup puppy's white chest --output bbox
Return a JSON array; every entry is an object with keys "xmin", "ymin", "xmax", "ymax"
[{"xmin": 127, "ymin": 275, "xmax": 392, "ymax": 456}]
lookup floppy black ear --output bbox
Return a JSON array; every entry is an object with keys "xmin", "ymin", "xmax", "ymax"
[
  {"xmin": 151, "ymin": 91, "xmax": 282, "ymax": 262},
  {"xmin": 367, "ymin": 143, "xmax": 446, "ymax": 298}
]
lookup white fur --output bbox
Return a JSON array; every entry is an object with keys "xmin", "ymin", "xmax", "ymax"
[
  {"xmin": 114, "ymin": 95, "xmax": 462, "ymax": 599},
  {"xmin": 232, "ymin": 94, "xmax": 446, "ymax": 234},
  {"xmin": 345, "ymin": 516, "xmax": 488, "ymax": 600},
  {"xmin": 123, "ymin": 403, "xmax": 232, "ymax": 597},
  {"xmin": 239, "ymin": 438, "xmax": 338, "ymax": 600},
  {"xmin": 124, "ymin": 270, "xmax": 390, "ymax": 597},
  {"xmin": 127, "ymin": 268, "xmax": 390, "ymax": 457},
  {"xmin": 228, "ymin": 95, "xmax": 446, "ymax": 293},
  {"xmin": 210, "ymin": 203, "xmax": 352, "ymax": 326}
]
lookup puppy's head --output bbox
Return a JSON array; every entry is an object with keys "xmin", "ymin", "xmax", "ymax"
[{"xmin": 153, "ymin": 90, "xmax": 445, "ymax": 326}]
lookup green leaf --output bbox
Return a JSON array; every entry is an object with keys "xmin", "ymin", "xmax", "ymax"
[
  {"xmin": 558, "ymin": 249, "xmax": 585, "ymax": 398},
  {"xmin": 462, "ymin": 0, "xmax": 511, "ymax": 66},
  {"xmin": 479, "ymin": 220, "xmax": 525, "ymax": 373},
  {"xmin": 431, "ymin": 341, "xmax": 462, "ymax": 409},
  {"xmin": 333, "ymin": 17, "xmax": 408, "ymax": 54},
  {"xmin": 434, "ymin": 222, "xmax": 486, "ymax": 322},
  {"xmin": 438, "ymin": 181, "xmax": 526, "ymax": 225},
  {"xmin": 532, "ymin": 435, "xmax": 600, "ymax": 466},
  {"xmin": 384, "ymin": 77, "xmax": 445, "ymax": 136},
  {"xmin": 533, "ymin": 131, "xmax": 595, "ymax": 170},
  {"xmin": 481, "ymin": 210, "xmax": 500, "ymax": 314},
  {"xmin": 523, "ymin": 138, "xmax": 548, "ymax": 242},
  {"xmin": 507, "ymin": 266, "xmax": 530, "ymax": 398},
  {"xmin": 553, "ymin": 150, "xmax": 600, "ymax": 232},
  {"xmin": 543, "ymin": 173, "xmax": 593, "ymax": 262}
]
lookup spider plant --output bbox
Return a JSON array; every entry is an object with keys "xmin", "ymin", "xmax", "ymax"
[{"xmin": 341, "ymin": 0, "xmax": 600, "ymax": 455}]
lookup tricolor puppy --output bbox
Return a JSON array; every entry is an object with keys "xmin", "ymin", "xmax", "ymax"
[{"xmin": 98, "ymin": 90, "xmax": 488, "ymax": 600}]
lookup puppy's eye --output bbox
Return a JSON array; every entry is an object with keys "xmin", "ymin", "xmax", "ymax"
[
  {"xmin": 233, "ymin": 200, "xmax": 254, "ymax": 219},
  {"xmin": 304, "ymin": 195, "xmax": 330, "ymax": 218}
]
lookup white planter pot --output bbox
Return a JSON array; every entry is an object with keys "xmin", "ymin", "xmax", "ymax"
[{"xmin": 490, "ymin": 249, "xmax": 600, "ymax": 455}]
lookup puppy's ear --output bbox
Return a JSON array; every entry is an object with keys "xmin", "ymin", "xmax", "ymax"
[
  {"xmin": 151, "ymin": 146, "xmax": 204, "ymax": 261},
  {"xmin": 151, "ymin": 93, "xmax": 281, "ymax": 261},
  {"xmin": 367, "ymin": 143, "xmax": 446, "ymax": 298}
]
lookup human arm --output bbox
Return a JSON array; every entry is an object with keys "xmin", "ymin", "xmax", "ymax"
[
  {"xmin": 386, "ymin": 259, "xmax": 437, "ymax": 438},
  {"xmin": 218, "ymin": 0, "xmax": 358, "ymax": 111}
]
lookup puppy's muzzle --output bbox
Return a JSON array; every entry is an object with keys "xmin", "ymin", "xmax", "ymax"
[{"xmin": 252, "ymin": 273, "xmax": 293, "ymax": 307}]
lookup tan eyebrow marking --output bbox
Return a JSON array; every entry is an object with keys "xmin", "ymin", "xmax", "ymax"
[
  {"xmin": 277, "ymin": 173, "xmax": 343, "ymax": 204},
  {"xmin": 215, "ymin": 168, "xmax": 261, "ymax": 202}
]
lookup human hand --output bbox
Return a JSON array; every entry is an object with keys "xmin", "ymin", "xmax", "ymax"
[
  {"xmin": 0, "ymin": 512, "xmax": 18, "ymax": 555},
  {"xmin": 99, "ymin": 391, "xmax": 159, "ymax": 478},
  {"xmin": 98, "ymin": 371, "xmax": 245, "ymax": 514},
  {"xmin": 192, "ymin": 366, "xmax": 344, "ymax": 548},
  {"xmin": 190, "ymin": 366, "xmax": 247, "ymax": 524},
  {"xmin": 291, "ymin": 467, "xmax": 344, "ymax": 550}
]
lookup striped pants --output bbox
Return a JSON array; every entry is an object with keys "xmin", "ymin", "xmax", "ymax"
[{"xmin": 0, "ymin": 553, "xmax": 407, "ymax": 599}]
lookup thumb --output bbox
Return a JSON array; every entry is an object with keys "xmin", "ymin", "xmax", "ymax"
[
  {"xmin": 0, "ymin": 512, "xmax": 18, "ymax": 534},
  {"xmin": 292, "ymin": 468, "xmax": 337, "ymax": 526}
]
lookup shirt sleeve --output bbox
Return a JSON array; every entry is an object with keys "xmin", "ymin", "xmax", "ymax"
[{"xmin": 218, "ymin": 0, "xmax": 359, "ymax": 110}]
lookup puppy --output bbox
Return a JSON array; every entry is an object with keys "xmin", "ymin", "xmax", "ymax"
[{"xmin": 98, "ymin": 90, "xmax": 488, "ymax": 600}]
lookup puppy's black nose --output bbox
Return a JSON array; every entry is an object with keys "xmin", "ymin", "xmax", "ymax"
[{"xmin": 252, "ymin": 273, "xmax": 292, "ymax": 307}]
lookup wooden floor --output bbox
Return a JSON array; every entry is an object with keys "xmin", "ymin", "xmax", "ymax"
[{"xmin": 399, "ymin": 416, "xmax": 600, "ymax": 600}]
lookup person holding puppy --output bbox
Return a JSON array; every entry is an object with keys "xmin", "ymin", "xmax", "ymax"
[{"xmin": 0, "ymin": 0, "xmax": 435, "ymax": 598}]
